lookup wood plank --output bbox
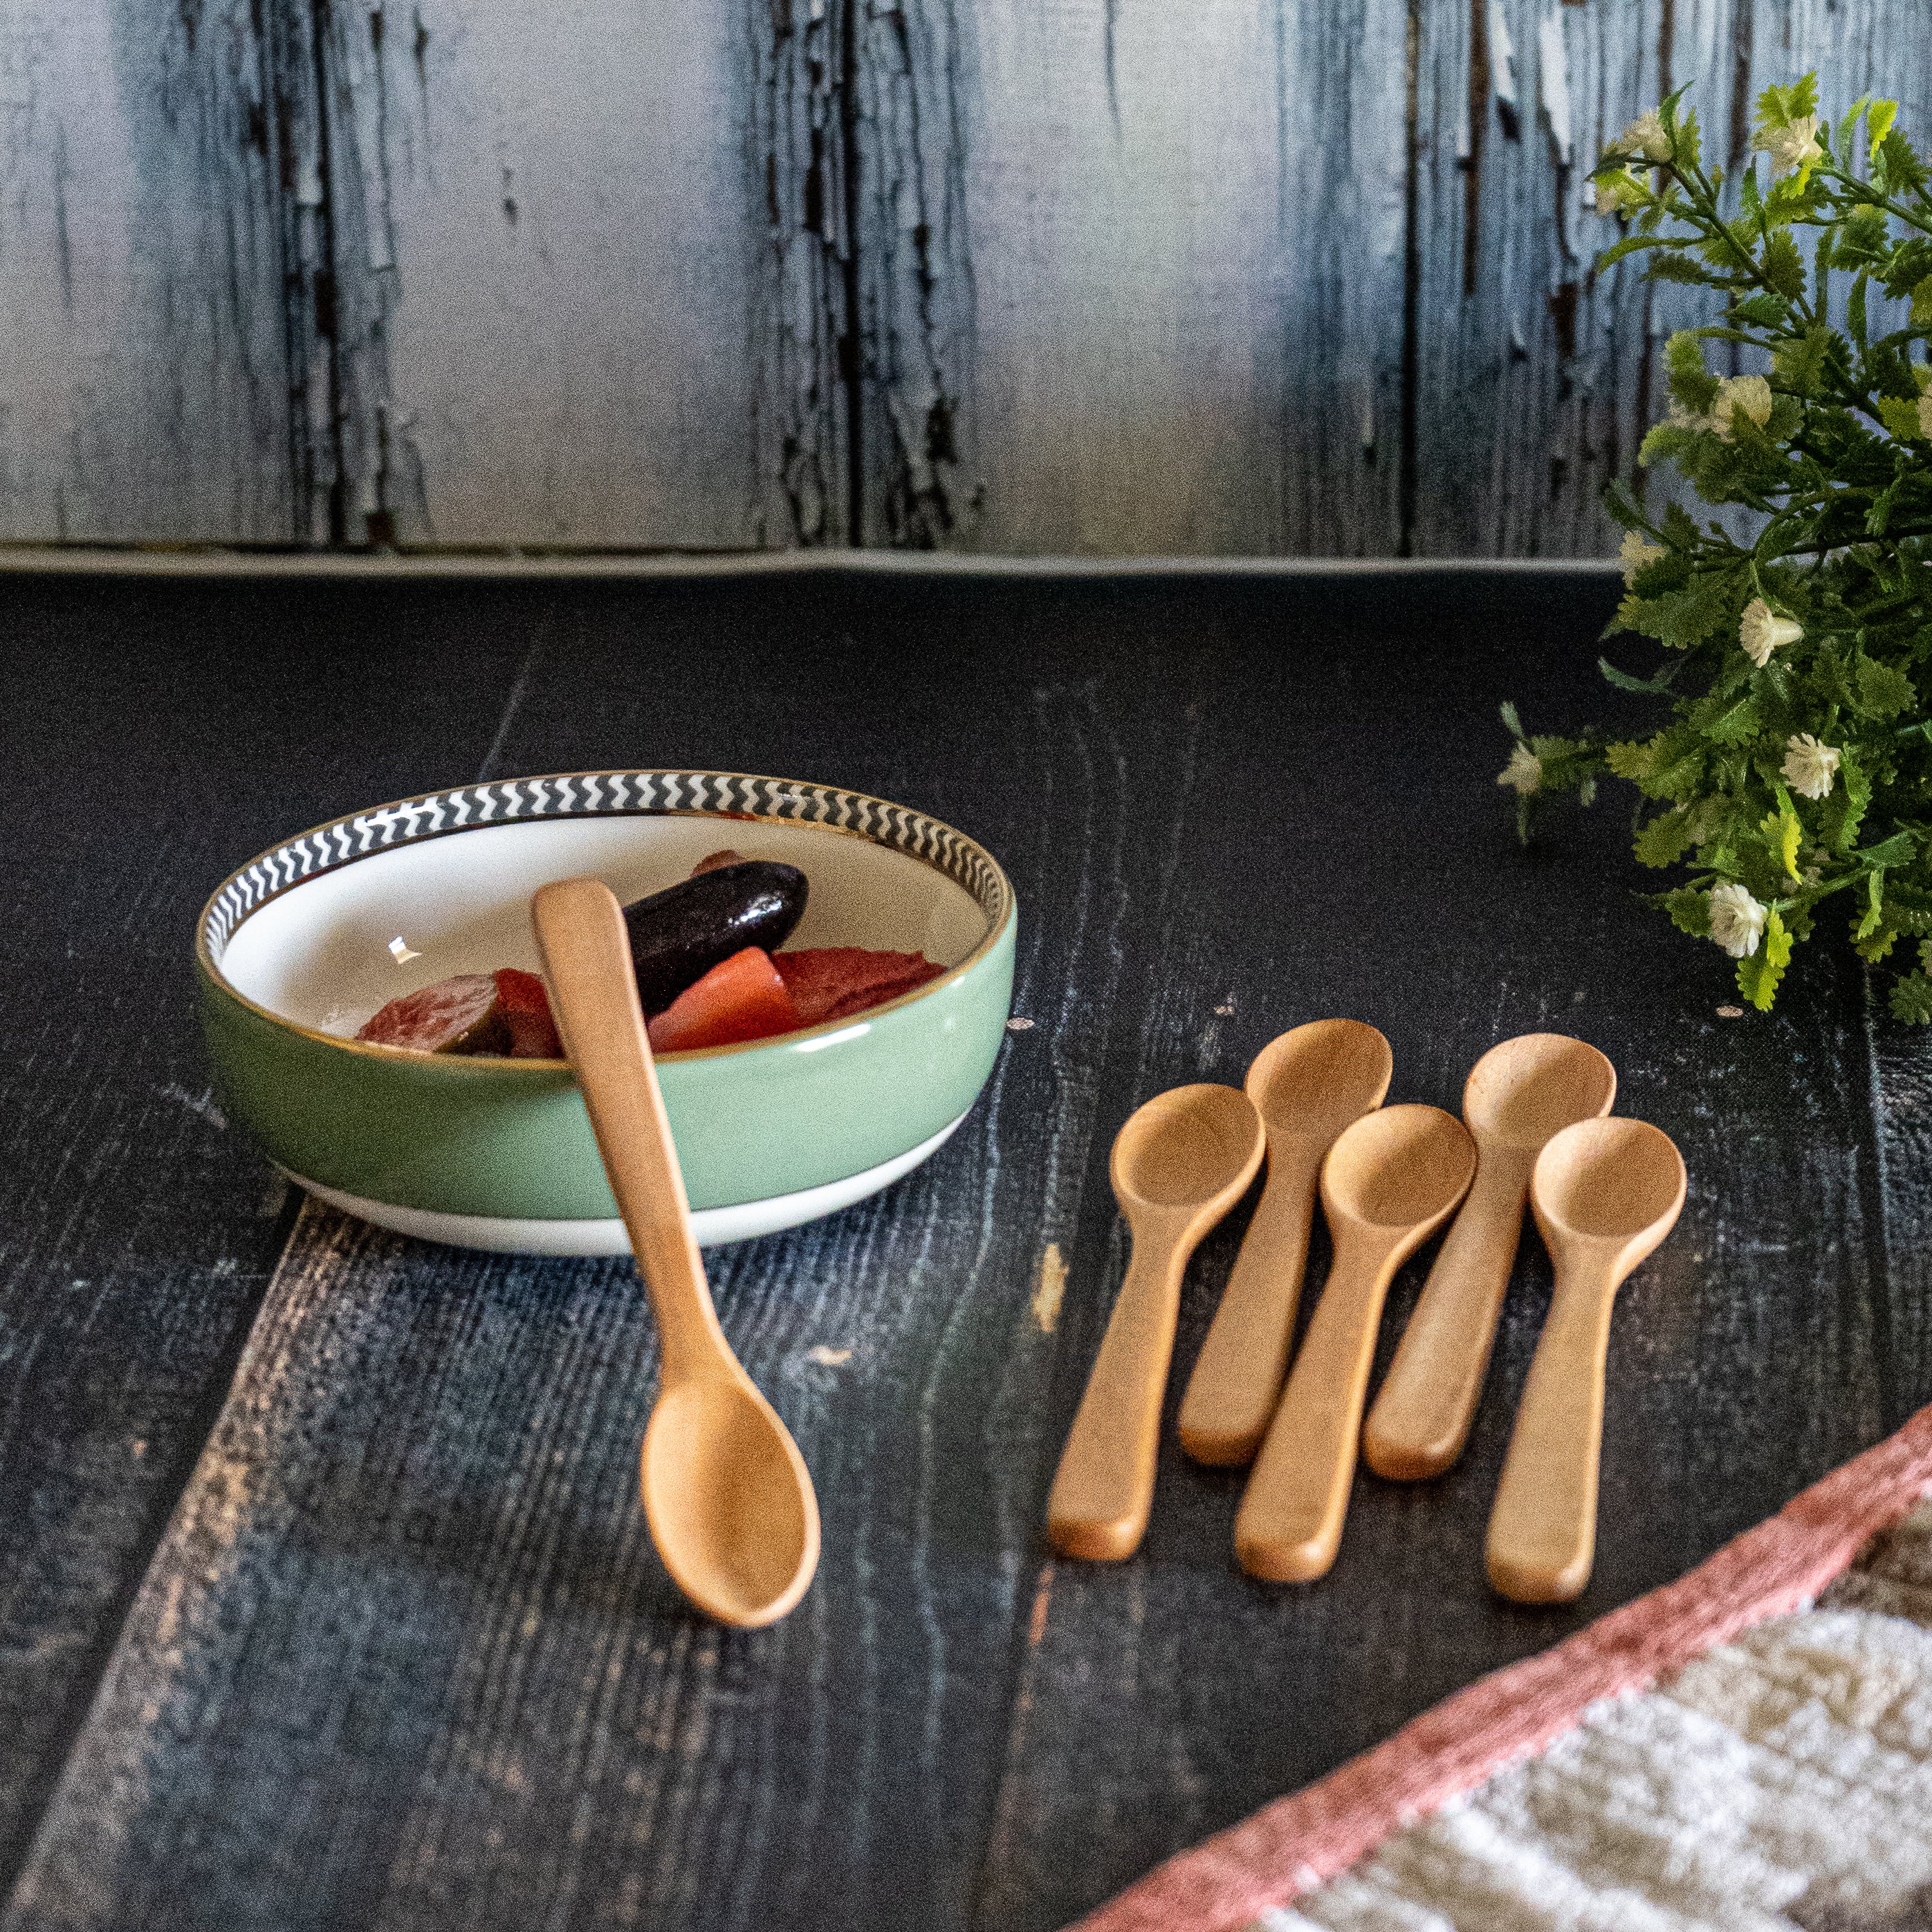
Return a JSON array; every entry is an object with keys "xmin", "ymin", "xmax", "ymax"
[
  {"xmin": 1407, "ymin": 0, "xmax": 1692, "ymax": 557},
  {"xmin": 0, "ymin": 0, "xmax": 297, "ymax": 541},
  {"xmin": 5, "ymin": 569, "xmax": 1916, "ymax": 1929},
  {"xmin": 0, "ymin": 572, "xmax": 538, "ymax": 1887},
  {"xmin": 1407, "ymin": 0, "xmax": 1924, "ymax": 557},
  {"xmin": 313, "ymin": 0, "xmax": 762, "ymax": 547},
  {"xmin": 953, "ymin": 0, "xmax": 1409, "ymax": 555}
]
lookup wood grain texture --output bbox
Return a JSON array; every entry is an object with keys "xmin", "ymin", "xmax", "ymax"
[
  {"xmin": 1, "ymin": 567, "xmax": 1926, "ymax": 1931},
  {"xmin": 320, "ymin": 0, "xmax": 761, "ymax": 547},
  {"xmin": 0, "ymin": 0, "xmax": 293, "ymax": 541},
  {"xmin": 0, "ymin": 573, "xmax": 537, "ymax": 1882},
  {"xmin": 1, "ymin": 1, "xmax": 1927, "ymax": 550}
]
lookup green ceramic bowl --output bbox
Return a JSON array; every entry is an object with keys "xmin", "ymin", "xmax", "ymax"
[{"xmin": 198, "ymin": 771, "xmax": 1016, "ymax": 1251}]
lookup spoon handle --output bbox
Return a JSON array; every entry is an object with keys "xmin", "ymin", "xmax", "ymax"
[
  {"xmin": 1484, "ymin": 1261, "xmax": 1616, "ymax": 1604},
  {"xmin": 1047, "ymin": 1229, "xmax": 1189, "ymax": 1561},
  {"xmin": 1234, "ymin": 1231, "xmax": 1400, "ymax": 1582},
  {"xmin": 531, "ymin": 876, "xmax": 731, "ymax": 1388},
  {"xmin": 1177, "ymin": 1137, "xmax": 1324, "ymax": 1466},
  {"xmin": 1363, "ymin": 1150, "xmax": 1531, "ymax": 1480}
]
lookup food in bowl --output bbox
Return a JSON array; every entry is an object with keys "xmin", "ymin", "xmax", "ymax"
[
  {"xmin": 352, "ymin": 853, "xmax": 944, "ymax": 1056},
  {"xmin": 197, "ymin": 770, "xmax": 1015, "ymax": 1252}
]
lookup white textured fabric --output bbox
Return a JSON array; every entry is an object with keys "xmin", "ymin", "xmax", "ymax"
[{"xmin": 1264, "ymin": 1502, "xmax": 1932, "ymax": 1932}]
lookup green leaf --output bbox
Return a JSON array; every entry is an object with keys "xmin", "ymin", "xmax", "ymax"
[
  {"xmin": 1820, "ymin": 749, "xmax": 1873, "ymax": 854},
  {"xmin": 1763, "ymin": 231, "xmax": 1805, "ymax": 299},
  {"xmin": 1890, "ymin": 971, "xmax": 1932, "ymax": 1022},
  {"xmin": 1772, "ymin": 324, "xmax": 1834, "ymax": 395},
  {"xmin": 1697, "ymin": 694, "xmax": 1761, "ymax": 745},
  {"xmin": 1880, "ymin": 128, "xmax": 1926, "ymax": 193},
  {"xmin": 1731, "ymin": 290, "xmax": 1789, "ymax": 328},
  {"xmin": 1859, "ymin": 867, "xmax": 1888, "ymax": 939},
  {"xmin": 1854, "ymin": 655, "xmax": 1917, "ymax": 717},
  {"xmin": 1673, "ymin": 109, "xmax": 1703, "ymax": 178},
  {"xmin": 1737, "ymin": 908, "xmax": 1792, "ymax": 1011},
  {"xmin": 1598, "ymin": 655, "xmax": 1683, "ymax": 695},
  {"xmin": 1877, "ymin": 396, "xmax": 1923, "ymax": 441},
  {"xmin": 1765, "ymin": 800, "xmax": 1801, "ymax": 880},
  {"xmin": 1849, "ymin": 273, "xmax": 1870, "ymax": 350},
  {"xmin": 1832, "ymin": 94, "xmax": 1872, "ymax": 161},
  {"xmin": 1499, "ymin": 700, "xmax": 1525, "ymax": 740},
  {"xmin": 1666, "ymin": 331, "xmax": 1720, "ymax": 414},
  {"xmin": 1858, "ymin": 830, "xmax": 1920, "ymax": 869},
  {"xmin": 1635, "ymin": 808, "xmax": 1699, "ymax": 869},
  {"xmin": 1869, "ymin": 98, "xmax": 1900, "ymax": 166},
  {"xmin": 1662, "ymin": 886, "xmax": 1712, "ymax": 939}
]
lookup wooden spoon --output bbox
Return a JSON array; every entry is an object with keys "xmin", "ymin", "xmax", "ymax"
[
  {"xmin": 1234, "ymin": 1105, "xmax": 1475, "ymax": 1583},
  {"xmin": 1047, "ymin": 1083, "xmax": 1265, "ymax": 1561},
  {"xmin": 1486, "ymin": 1116, "xmax": 1685, "ymax": 1605},
  {"xmin": 1177, "ymin": 1020, "xmax": 1393, "ymax": 1465},
  {"xmin": 531, "ymin": 876, "xmax": 820, "ymax": 1628},
  {"xmin": 1363, "ymin": 1035, "xmax": 1615, "ymax": 1481}
]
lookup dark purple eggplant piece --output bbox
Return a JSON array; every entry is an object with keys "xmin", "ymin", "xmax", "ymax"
[{"xmin": 621, "ymin": 861, "xmax": 807, "ymax": 1015}]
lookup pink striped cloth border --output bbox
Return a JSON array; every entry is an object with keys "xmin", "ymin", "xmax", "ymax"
[{"xmin": 1069, "ymin": 1399, "xmax": 1932, "ymax": 1932}]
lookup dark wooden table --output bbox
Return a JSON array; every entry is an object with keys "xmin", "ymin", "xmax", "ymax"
[{"xmin": 3, "ymin": 560, "xmax": 1926, "ymax": 1932}]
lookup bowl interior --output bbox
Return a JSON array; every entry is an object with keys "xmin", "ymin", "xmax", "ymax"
[{"xmin": 218, "ymin": 814, "xmax": 992, "ymax": 1039}]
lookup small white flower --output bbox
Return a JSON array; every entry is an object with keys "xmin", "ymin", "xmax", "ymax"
[
  {"xmin": 1613, "ymin": 109, "xmax": 1673, "ymax": 165},
  {"xmin": 1619, "ymin": 529, "xmax": 1666, "ymax": 587},
  {"xmin": 1497, "ymin": 742, "xmax": 1542, "ymax": 796},
  {"xmin": 1709, "ymin": 881, "xmax": 1769, "ymax": 959},
  {"xmin": 1781, "ymin": 733, "xmax": 1841, "ymax": 800},
  {"xmin": 1710, "ymin": 374, "xmax": 1774, "ymax": 441},
  {"xmin": 1740, "ymin": 597, "xmax": 1803, "ymax": 667},
  {"xmin": 1754, "ymin": 113, "xmax": 1822, "ymax": 179},
  {"xmin": 1591, "ymin": 169, "xmax": 1646, "ymax": 216}
]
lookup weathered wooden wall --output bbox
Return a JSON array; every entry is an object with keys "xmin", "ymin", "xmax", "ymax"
[{"xmin": 0, "ymin": 1, "xmax": 1915, "ymax": 553}]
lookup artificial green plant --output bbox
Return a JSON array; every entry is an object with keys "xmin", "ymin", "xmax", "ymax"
[{"xmin": 1504, "ymin": 75, "xmax": 1932, "ymax": 1017}]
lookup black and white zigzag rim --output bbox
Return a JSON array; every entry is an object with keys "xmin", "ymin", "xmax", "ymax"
[{"xmin": 201, "ymin": 771, "xmax": 1013, "ymax": 966}]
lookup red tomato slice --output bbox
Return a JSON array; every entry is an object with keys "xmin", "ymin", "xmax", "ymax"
[
  {"xmin": 646, "ymin": 946, "xmax": 802, "ymax": 1053},
  {"xmin": 774, "ymin": 947, "xmax": 944, "ymax": 1026},
  {"xmin": 494, "ymin": 967, "xmax": 564, "ymax": 1058}
]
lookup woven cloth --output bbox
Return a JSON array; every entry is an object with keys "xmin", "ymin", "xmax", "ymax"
[{"xmin": 1071, "ymin": 1401, "xmax": 1932, "ymax": 1932}]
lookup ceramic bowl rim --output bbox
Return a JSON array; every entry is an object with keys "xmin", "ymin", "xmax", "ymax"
[{"xmin": 197, "ymin": 768, "xmax": 1017, "ymax": 1069}]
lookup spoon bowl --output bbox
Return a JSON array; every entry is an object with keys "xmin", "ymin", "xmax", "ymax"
[
  {"xmin": 1247, "ymin": 1019, "xmax": 1395, "ymax": 1139},
  {"xmin": 1322, "ymin": 1102, "xmax": 1480, "ymax": 1228},
  {"xmin": 1363, "ymin": 1034, "xmax": 1615, "ymax": 1482},
  {"xmin": 642, "ymin": 1379, "xmax": 818, "ymax": 1627},
  {"xmin": 1112, "ymin": 1081, "xmax": 1267, "ymax": 1213},
  {"xmin": 1534, "ymin": 1115, "xmax": 1687, "ymax": 1247},
  {"xmin": 1049, "ymin": 1082, "xmax": 1265, "ymax": 1559},
  {"xmin": 1465, "ymin": 1034, "xmax": 1617, "ymax": 1150},
  {"xmin": 1179, "ymin": 1020, "xmax": 1392, "ymax": 1465}
]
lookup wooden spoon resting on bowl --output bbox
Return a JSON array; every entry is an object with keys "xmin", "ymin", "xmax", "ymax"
[
  {"xmin": 1235, "ymin": 1105, "xmax": 1475, "ymax": 1583},
  {"xmin": 1364, "ymin": 1035, "xmax": 1616, "ymax": 1481},
  {"xmin": 1178, "ymin": 1020, "xmax": 1393, "ymax": 1466},
  {"xmin": 1486, "ymin": 1116, "xmax": 1685, "ymax": 1605},
  {"xmin": 1047, "ymin": 1083, "xmax": 1265, "ymax": 1561},
  {"xmin": 532, "ymin": 876, "xmax": 820, "ymax": 1628}
]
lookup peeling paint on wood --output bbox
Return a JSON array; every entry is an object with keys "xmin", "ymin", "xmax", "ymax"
[{"xmin": 0, "ymin": 4, "xmax": 1927, "ymax": 550}]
